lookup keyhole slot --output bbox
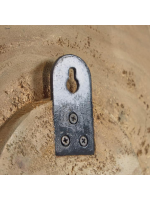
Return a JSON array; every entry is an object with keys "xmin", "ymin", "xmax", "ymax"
[{"xmin": 66, "ymin": 68, "xmax": 79, "ymax": 93}]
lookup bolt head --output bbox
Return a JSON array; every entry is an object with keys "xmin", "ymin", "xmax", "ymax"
[
  {"xmin": 80, "ymin": 136, "xmax": 88, "ymax": 147},
  {"xmin": 69, "ymin": 112, "xmax": 78, "ymax": 124},
  {"xmin": 61, "ymin": 135, "xmax": 70, "ymax": 146}
]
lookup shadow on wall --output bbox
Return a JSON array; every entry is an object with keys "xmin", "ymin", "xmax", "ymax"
[
  {"xmin": 33, "ymin": 60, "xmax": 54, "ymax": 101},
  {"xmin": 43, "ymin": 61, "xmax": 54, "ymax": 100}
]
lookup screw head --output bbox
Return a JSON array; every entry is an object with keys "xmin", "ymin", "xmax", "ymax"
[
  {"xmin": 61, "ymin": 135, "xmax": 70, "ymax": 146},
  {"xmin": 69, "ymin": 112, "xmax": 78, "ymax": 124},
  {"xmin": 79, "ymin": 136, "xmax": 88, "ymax": 147}
]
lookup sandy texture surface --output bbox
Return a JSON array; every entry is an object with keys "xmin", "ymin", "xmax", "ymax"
[{"xmin": 0, "ymin": 25, "xmax": 150, "ymax": 174}]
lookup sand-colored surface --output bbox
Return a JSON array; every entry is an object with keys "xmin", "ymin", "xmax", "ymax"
[{"xmin": 0, "ymin": 25, "xmax": 150, "ymax": 174}]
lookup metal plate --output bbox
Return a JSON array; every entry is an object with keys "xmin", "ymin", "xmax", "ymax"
[{"xmin": 53, "ymin": 54, "xmax": 94, "ymax": 156}]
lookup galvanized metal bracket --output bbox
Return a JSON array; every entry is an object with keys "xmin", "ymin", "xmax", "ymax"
[{"xmin": 52, "ymin": 54, "xmax": 94, "ymax": 156}]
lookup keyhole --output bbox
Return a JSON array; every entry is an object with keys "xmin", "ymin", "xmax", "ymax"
[{"xmin": 66, "ymin": 68, "xmax": 79, "ymax": 93}]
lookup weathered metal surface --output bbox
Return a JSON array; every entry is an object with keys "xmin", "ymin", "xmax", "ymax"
[{"xmin": 53, "ymin": 54, "xmax": 94, "ymax": 156}]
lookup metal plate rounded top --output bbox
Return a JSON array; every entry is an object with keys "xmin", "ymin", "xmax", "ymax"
[{"xmin": 53, "ymin": 54, "xmax": 94, "ymax": 156}]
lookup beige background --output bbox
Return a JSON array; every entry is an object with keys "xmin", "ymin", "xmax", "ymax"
[{"xmin": 0, "ymin": 25, "xmax": 150, "ymax": 174}]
